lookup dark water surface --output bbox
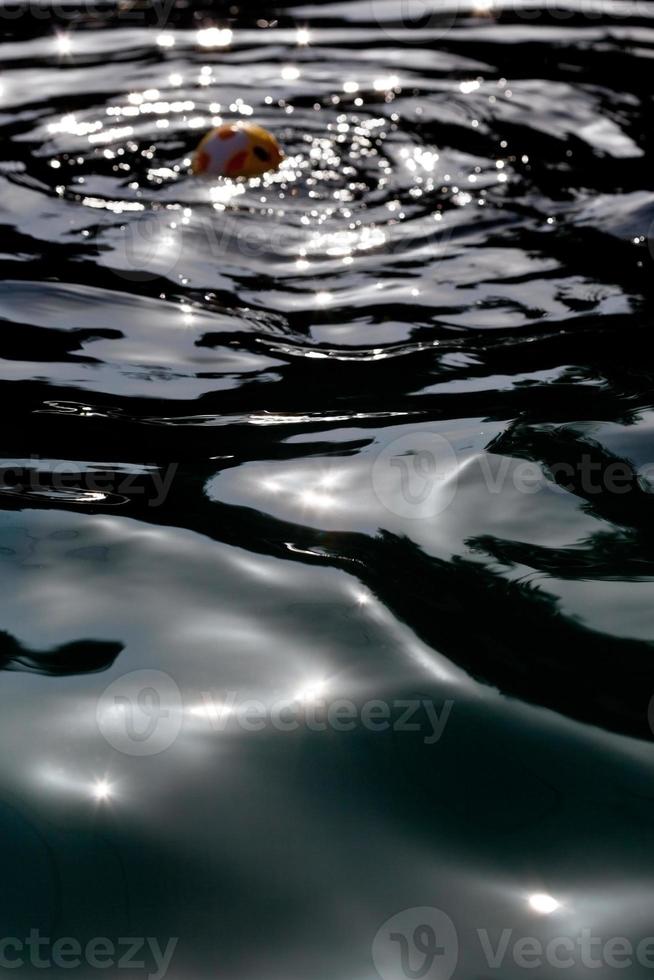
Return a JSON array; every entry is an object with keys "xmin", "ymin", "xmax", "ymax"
[{"xmin": 3, "ymin": 1, "xmax": 654, "ymax": 976}]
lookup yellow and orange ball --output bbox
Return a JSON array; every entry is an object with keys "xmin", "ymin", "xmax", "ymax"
[{"xmin": 192, "ymin": 122, "xmax": 284, "ymax": 178}]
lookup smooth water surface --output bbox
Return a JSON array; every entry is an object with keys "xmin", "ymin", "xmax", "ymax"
[{"xmin": 2, "ymin": 1, "xmax": 654, "ymax": 976}]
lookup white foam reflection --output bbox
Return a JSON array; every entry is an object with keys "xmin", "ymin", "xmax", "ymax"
[
  {"xmin": 55, "ymin": 33, "xmax": 73, "ymax": 55},
  {"xmin": 295, "ymin": 679, "xmax": 329, "ymax": 704},
  {"xmin": 92, "ymin": 779, "xmax": 113, "ymax": 801},
  {"xmin": 196, "ymin": 27, "xmax": 233, "ymax": 48},
  {"xmin": 37, "ymin": 765, "xmax": 116, "ymax": 804},
  {"xmin": 529, "ymin": 893, "xmax": 561, "ymax": 914}
]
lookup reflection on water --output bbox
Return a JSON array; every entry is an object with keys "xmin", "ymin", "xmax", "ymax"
[{"xmin": 2, "ymin": 0, "xmax": 654, "ymax": 977}]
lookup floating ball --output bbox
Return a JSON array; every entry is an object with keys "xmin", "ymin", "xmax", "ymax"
[{"xmin": 191, "ymin": 122, "xmax": 284, "ymax": 178}]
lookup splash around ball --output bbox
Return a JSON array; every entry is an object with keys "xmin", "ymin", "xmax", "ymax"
[{"xmin": 191, "ymin": 122, "xmax": 284, "ymax": 178}]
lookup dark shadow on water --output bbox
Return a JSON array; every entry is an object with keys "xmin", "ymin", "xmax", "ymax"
[{"xmin": 0, "ymin": 631, "xmax": 123, "ymax": 675}]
